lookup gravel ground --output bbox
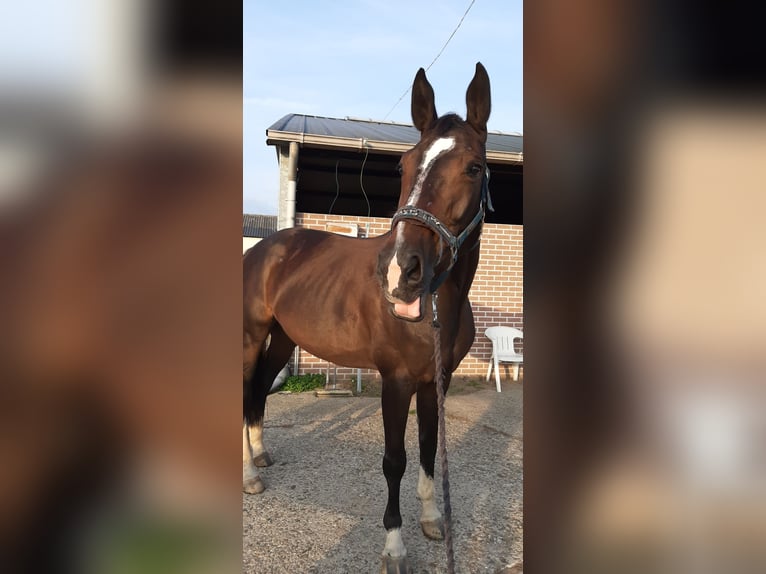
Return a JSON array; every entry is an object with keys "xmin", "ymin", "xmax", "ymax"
[{"xmin": 243, "ymin": 382, "xmax": 523, "ymax": 574}]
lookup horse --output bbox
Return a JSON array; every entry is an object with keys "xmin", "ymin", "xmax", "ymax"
[{"xmin": 243, "ymin": 62, "xmax": 492, "ymax": 573}]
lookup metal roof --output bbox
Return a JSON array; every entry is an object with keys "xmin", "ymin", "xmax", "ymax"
[
  {"xmin": 243, "ymin": 214, "xmax": 278, "ymax": 238},
  {"xmin": 266, "ymin": 114, "xmax": 522, "ymax": 162}
]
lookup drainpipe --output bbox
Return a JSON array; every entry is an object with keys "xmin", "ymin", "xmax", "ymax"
[
  {"xmin": 285, "ymin": 141, "xmax": 299, "ymax": 227},
  {"xmin": 357, "ymin": 369, "xmax": 362, "ymax": 394},
  {"xmin": 287, "ymin": 142, "xmax": 300, "ymax": 374}
]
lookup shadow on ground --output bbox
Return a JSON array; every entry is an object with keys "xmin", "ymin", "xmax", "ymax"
[{"xmin": 242, "ymin": 382, "xmax": 522, "ymax": 573}]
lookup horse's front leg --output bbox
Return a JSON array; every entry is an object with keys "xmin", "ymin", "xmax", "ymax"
[
  {"xmin": 416, "ymin": 379, "xmax": 445, "ymax": 540},
  {"xmin": 380, "ymin": 379, "xmax": 413, "ymax": 574}
]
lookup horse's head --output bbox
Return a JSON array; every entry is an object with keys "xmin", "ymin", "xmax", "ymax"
[{"xmin": 377, "ymin": 62, "xmax": 491, "ymax": 321}]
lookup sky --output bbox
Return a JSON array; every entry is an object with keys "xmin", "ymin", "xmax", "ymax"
[{"xmin": 243, "ymin": 0, "xmax": 523, "ymax": 215}]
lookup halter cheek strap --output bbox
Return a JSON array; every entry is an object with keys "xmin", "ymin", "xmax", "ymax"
[{"xmin": 390, "ymin": 168, "xmax": 493, "ymax": 293}]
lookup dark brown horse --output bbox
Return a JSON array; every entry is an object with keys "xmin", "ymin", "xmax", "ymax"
[{"xmin": 243, "ymin": 63, "xmax": 491, "ymax": 572}]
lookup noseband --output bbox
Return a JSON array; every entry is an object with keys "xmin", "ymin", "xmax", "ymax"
[{"xmin": 390, "ymin": 168, "xmax": 494, "ymax": 293}]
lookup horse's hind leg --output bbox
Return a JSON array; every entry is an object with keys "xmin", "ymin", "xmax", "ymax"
[
  {"xmin": 247, "ymin": 419, "xmax": 272, "ymax": 467},
  {"xmin": 243, "ymin": 322, "xmax": 295, "ymax": 494},
  {"xmin": 246, "ymin": 324, "xmax": 296, "ymax": 463},
  {"xmin": 244, "ymin": 331, "xmax": 275, "ymax": 470},
  {"xmin": 416, "ymin": 379, "xmax": 446, "ymax": 540},
  {"xmin": 243, "ymin": 424, "xmax": 265, "ymax": 494},
  {"xmin": 243, "ymin": 324, "xmax": 268, "ymax": 494}
]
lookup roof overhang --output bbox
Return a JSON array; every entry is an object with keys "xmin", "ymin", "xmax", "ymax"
[{"xmin": 266, "ymin": 129, "xmax": 523, "ymax": 165}]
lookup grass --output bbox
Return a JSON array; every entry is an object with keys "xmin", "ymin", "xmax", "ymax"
[{"xmin": 281, "ymin": 373, "xmax": 326, "ymax": 393}]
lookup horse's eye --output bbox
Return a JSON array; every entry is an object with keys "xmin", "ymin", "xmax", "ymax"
[
  {"xmin": 396, "ymin": 163, "xmax": 403, "ymax": 176},
  {"xmin": 468, "ymin": 163, "xmax": 483, "ymax": 177}
]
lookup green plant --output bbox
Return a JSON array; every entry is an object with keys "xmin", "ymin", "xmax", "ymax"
[{"xmin": 281, "ymin": 373, "xmax": 326, "ymax": 393}]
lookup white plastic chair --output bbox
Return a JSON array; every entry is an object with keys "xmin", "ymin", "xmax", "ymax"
[{"xmin": 485, "ymin": 326, "xmax": 524, "ymax": 392}]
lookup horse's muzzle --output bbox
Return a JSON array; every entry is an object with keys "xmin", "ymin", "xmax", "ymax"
[{"xmin": 377, "ymin": 247, "xmax": 431, "ymax": 321}]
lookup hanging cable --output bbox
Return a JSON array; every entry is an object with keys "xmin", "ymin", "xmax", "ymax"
[
  {"xmin": 329, "ymin": 159, "xmax": 341, "ymax": 215},
  {"xmin": 382, "ymin": 0, "xmax": 477, "ymax": 120},
  {"xmin": 360, "ymin": 146, "xmax": 371, "ymax": 218}
]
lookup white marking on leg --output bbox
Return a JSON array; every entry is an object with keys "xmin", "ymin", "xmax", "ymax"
[
  {"xmin": 243, "ymin": 424, "xmax": 252, "ymax": 464},
  {"xmin": 243, "ymin": 424, "xmax": 258, "ymax": 481},
  {"xmin": 382, "ymin": 528, "xmax": 407, "ymax": 558},
  {"xmin": 247, "ymin": 421, "xmax": 265, "ymax": 457},
  {"xmin": 406, "ymin": 137, "xmax": 455, "ymax": 206},
  {"xmin": 417, "ymin": 466, "xmax": 442, "ymax": 524}
]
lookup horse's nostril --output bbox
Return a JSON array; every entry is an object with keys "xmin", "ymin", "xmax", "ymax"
[{"xmin": 403, "ymin": 254, "xmax": 423, "ymax": 284}]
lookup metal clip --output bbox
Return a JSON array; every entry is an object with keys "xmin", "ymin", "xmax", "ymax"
[{"xmin": 431, "ymin": 292, "xmax": 440, "ymax": 328}]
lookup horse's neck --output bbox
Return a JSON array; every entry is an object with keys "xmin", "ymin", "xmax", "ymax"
[{"xmin": 450, "ymin": 242, "xmax": 482, "ymax": 298}]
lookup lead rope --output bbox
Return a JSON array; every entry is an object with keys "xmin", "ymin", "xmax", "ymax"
[{"xmin": 431, "ymin": 292, "xmax": 456, "ymax": 574}]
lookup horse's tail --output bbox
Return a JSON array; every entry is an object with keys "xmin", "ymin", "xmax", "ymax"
[
  {"xmin": 243, "ymin": 359, "xmax": 267, "ymax": 427},
  {"xmin": 243, "ymin": 330, "xmax": 269, "ymax": 427}
]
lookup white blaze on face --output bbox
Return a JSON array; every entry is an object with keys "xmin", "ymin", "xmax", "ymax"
[
  {"xmin": 382, "ymin": 528, "xmax": 407, "ymax": 558},
  {"xmin": 406, "ymin": 137, "xmax": 455, "ymax": 207},
  {"xmin": 386, "ymin": 229, "xmax": 404, "ymax": 292}
]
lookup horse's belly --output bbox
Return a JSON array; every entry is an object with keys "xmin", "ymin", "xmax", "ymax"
[
  {"xmin": 296, "ymin": 339, "xmax": 377, "ymax": 371},
  {"xmin": 274, "ymin": 304, "xmax": 378, "ymax": 370}
]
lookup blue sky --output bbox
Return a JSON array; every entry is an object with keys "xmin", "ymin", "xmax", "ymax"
[{"xmin": 243, "ymin": 0, "xmax": 523, "ymax": 214}]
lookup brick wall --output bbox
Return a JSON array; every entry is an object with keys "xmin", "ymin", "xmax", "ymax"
[{"xmin": 292, "ymin": 212, "xmax": 523, "ymax": 381}]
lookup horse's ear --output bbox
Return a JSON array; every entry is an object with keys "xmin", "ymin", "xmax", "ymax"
[
  {"xmin": 466, "ymin": 62, "xmax": 491, "ymax": 137},
  {"xmin": 411, "ymin": 68, "xmax": 437, "ymax": 133}
]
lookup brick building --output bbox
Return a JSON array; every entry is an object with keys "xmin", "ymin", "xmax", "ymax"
[{"xmin": 264, "ymin": 114, "xmax": 522, "ymax": 380}]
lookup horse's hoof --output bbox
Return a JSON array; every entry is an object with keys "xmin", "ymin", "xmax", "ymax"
[
  {"xmin": 420, "ymin": 518, "xmax": 444, "ymax": 540},
  {"xmin": 243, "ymin": 476, "xmax": 265, "ymax": 494},
  {"xmin": 380, "ymin": 555, "xmax": 410, "ymax": 574},
  {"xmin": 253, "ymin": 451, "xmax": 274, "ymax": 467}
]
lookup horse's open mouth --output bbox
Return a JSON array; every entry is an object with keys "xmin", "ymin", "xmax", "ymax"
[{"xmin": 385, "ymin": 293, "xmax": 424, "ymax": 321}]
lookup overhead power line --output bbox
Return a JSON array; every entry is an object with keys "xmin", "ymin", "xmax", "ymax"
[{"xmin": 382, "ymin": 0, "xmax": 478, "ymax": 121}]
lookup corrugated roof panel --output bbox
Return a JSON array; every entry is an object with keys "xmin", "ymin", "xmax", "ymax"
[
  {"xmin": 243, "ymin": 214, "xmax": 278, "ymax": 238},
  {"xmin": 267, "ymin": 114, "xmax": 522, "ymax": 154},
  {"xmin": 486, "ymin": 132, "xmax": 523, "ymax": 154}
]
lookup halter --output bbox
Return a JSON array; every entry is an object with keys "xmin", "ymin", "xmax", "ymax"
[{"xmin": 390, "ymin": 167, "xmax": 494, "ymax": 293}]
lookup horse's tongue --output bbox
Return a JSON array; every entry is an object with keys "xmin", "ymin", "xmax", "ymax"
[{"xmin": 395, "ymin": 297, "xmax": 421, "ymax": 319}]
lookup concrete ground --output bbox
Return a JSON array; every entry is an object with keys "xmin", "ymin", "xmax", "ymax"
[{"xmin": 243, "ymin": 381, "xmax": 522, "ymax": 573}]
